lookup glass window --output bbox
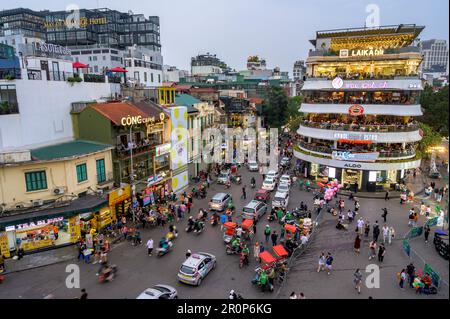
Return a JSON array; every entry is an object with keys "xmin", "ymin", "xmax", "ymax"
[
  {"xmin": 25, "ymin": 171, "xmax": 48, "ymax": 192},
  {"xmin": 96, "ymin": 159, "xmax": 106, "ymax": 183},
  {"xmin": 76, "ymin": 163, "xmax": 88, "ymax": 183}
]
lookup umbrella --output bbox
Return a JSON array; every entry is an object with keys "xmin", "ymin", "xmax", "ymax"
[
  {"xmin": 110, "ymin": 67, "xmax": 128, "ymax": 84},
  {"xmin": 72, "ymin": 61, "xmax": 89, "ymax": 69}
]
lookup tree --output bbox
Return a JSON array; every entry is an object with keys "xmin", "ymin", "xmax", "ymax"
[
  {"xmin": 287, "ymin": 95, "xmax": 302, "ymax": 119},
  {"xmin": 261, "ymin": 86, "xmax": 289, "ymax": 129},
  {"xmin": 418, "ymin": 123, "xmax": 442, "ymax": 159},
  {"xmin": 420, "ymin": 85, "xmax": 449, "ymax": 136}
]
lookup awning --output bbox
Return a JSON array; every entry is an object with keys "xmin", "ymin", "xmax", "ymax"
[
  {"xmin": 259, "ymin": 251, "xmax": 276, "ymax": 264},
  {"xmin": 300, "ymin": 103, "xmax": 423, "ymax": 116},
  {"xmin": 0, "ymin": 195, "xmax": 108, "ymax": 230},
  {"xmin": 111, "ymin": 67, "xmax": 128, "ymax": 73},
  {"xmin": 72, "ymin": 61, "xmax": 89, "ymax": 68}
]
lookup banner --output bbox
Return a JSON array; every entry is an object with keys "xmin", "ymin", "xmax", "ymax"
[
  {"xmin": 423, "ymin": 264, "xmax": 440, "ymax": 288},
  {"xmin": 0, "ymin": 233, "xmax": 10, "ymax": 258},
  {"xmin": 409, "ymin": 226, "xmax": 423, "ymax": 239},
  {"xmin": 402, "ymin": 239, "xmax": 410, "ymax": 257}
]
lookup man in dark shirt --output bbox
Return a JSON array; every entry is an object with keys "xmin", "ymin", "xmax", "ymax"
[
  {"xmin": 80, "ymin": 289, "xmax": 88, "ymax": 299},
  {"xmin": 373, "ymin": 221, "xmax": 380, "ymax": 242},
  {"xmin": 406, "ymin": 263, "xmax": 415, "ymax": 288}
]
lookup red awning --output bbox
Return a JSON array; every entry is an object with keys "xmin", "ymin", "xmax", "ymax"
[
  {"xmin": 111, "ymin": 67, "xmax": 128, "ymax": 73},
  {"xmin": 259, "ymin": 251, "xmax": 276, "ymax": 265},
  {"xmin": 72, "ymin": 61, "xmax": 89, "ymax": 68},
  {"xmin": 272, "ymin": 245, "xmax": 289, "ymax": 258}
]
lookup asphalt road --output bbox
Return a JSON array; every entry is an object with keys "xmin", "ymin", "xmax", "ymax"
[{"xmin": 1, "ymin": 159, "xmax": 448, "ymax": 299}]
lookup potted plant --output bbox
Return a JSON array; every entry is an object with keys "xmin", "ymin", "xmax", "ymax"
[
  {"xmin": 67, "ymin": 74, "xmax": 83, "ymax": 85},
  {"xmin": 4, "ymin": 74, "xmax": 15, "ymax": 81},
  {"xmin": 0, "ymin": 101, "xmax": 10, "ymax": 114}
]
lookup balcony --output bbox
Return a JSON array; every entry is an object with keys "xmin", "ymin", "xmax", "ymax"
[
  {"xmin": 297, "ymin": 124, "xmax": 422, "ymax": 143},
  {"xmin": 301, "ymin": 120, "xmax": 419, "ymax": 133},
  {"xmin": 83, "ymin": 74, "xmax": 106, "ymax": 83},
  {"xmin": 299, "ymin": 103, "xmax": 423, "ymax": 117},
  {"xmin": 298, "ymin": 141, "xmax": 417, "ymax": 160},
  {"xmin": 115, "ymin": 143, "xmax": 155, "ymax": 159}
]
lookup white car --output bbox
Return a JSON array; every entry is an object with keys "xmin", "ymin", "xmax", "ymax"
[
  {"xmin": 177, "ymin": 252, "xmax": 217, "ymax": 286},
  {"xmin": 279, "ymin": 174, "xmax": 291, "ymax": 186},
  {"xmin": 266, "ymin": 170, "xmax": 278, "ymax": 181},
  {"xmin": 277, "ymin": 182, "xmax": 290, "ymax": 194},
  {"xmin": 136, "ymin": 284, "xmax": 178, "ymax": 299},
  {"xmin": 272, "ymin": 191, "xmax": 289, "ymax": 209},
  {"xmin": 247, "ymin": 161, "xmax": 259, "ymax": 172},
  {"xmin": 262, "ymin": 177, "xmax": 276, "ymax": 191}
]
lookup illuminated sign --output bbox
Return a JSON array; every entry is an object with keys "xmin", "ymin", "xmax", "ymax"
[
  {"xmin": 332, "ymin": 151, "xmax": 379, "ymax": 162},
  {"xmin": 351, "ymin": 48, "xmax": 384, "ymax": 57},
  {"xmin": 332, "ymin": 77, "xmax": 344, "ymax": 89},
  {"xmin": 334, "ymin": 132, "xmax": 378, "ymax": 141},
  {"xmin": 34, "ymin": 42, "xmax": 71, "ymax": 55},
  {"xmin": 348, "ymin": 105, "xmax": 364, "ymax": 116},
  {"xmin": 44, "ymin": 17, "xmax": 107, "ymax": 29},
  {"xmin": 339, "ymin": 49, "xmax": 349, "ymax": 58},
  {"xmin": 121, "ymin": 113, "xmax": 165, "ymax": 126},
  {"xmin": 6, "ymin": 216, "xmax": 64, "ymax": 231},
  {"xmin": 338, "ymin": 139, "xmax": 373, "ymax": 145},
  {"xmin": 344, "ymin": 81, "xmax": 388, "ymax": 89}
]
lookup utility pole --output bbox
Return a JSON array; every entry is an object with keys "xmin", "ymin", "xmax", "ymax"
[{"xmin": 129, "ymin": 124, "xmax": 136, "ymax": 223}]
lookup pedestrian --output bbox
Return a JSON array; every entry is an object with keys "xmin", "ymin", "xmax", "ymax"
[
  {"xmin": 354, "ymin": 200, "xmax": 360, "ymax": 212},
  {"xmin": 381, "ymin": 208, "xmax": 388, "ymax": 223},
  {"xmin": 317, "ymin": 252, "xmax": 326, "ymax": 273},
  {"xmin": 259, "ymin": 242, "xmax": 265, "ymax": 253},
  {"xmin": 372, "ymin": 221, "xmax": 380, "ymax": 242},
  {"xmin": 80, "ymin": 289, "xmax": 88, "ymax": 299},
  {"xmin": 122, "ymin": 225, "xmax": 128, "ymax": 241},
  {"xmin": 264, "ymin": 225, "xmax": 271, "ymax": 242},
  {"xmin": 388, "ymin": 226, "xmax": 395, "ymax": 245},
  {"xmin": 220, "ymin": 212, "xmax": 227, "ymax": 231},
  {"xmin": 368, "ymin": 240, "xmax": 377, "ymax": 260},
  {"xmin": 378, "ymin": 243, "xmax": 386, "ymax": 262},
  {"xmin": 253, "ymin": 242, "xmax": 260, "ymax": 261},
  {"xmin": 242, "ymin": 186, "xmax": 247, "ymax": 200},
  {"xmin": 289, "ymin": 292, "xmax": 298, "ymax": 299},
  {"xmin": 146, "ymin": 238, "xmax": 154, "ymax": 256},
  {"xmin": 325, "ymin": 252, "xmax": 333, "ymax": 275},
  {"xmin": 347, "ymin": 210, "xmax": 354, "ymax": 223},
  {"xmin": 364, "ymin": 221, "xmax": 370, "ymax": 237},
  {"xmin": 385, "ymin": 190, "xmax": 390, "ymax": 201},
  {"xmin": 253, "ymin": 223, "xmax": 257, "ymax": 235},
  {"xmin": 357, "ymin": 218, "xmax": 364, "ymax": 235},
  {"xmin": 382, "ymin": 224, "xmax": 389, "ymax": 244},
  {"xmin": 354, "ymin": 269, "xmax": 363, "ymax": 294},
  {"xmin": 399, "ymin": 269, "xmax": 407, "ymax": 289},
  {"xmin": 406, "ymin": 263, "xmax": 416, "ymax": 287},
  {"xmin": 354, "ymin": 234, "xmax": 361, "ymax": 254},
  {"xmin": 424, "ymin": 224, "xmax": 431, "ymax": 243},
  {"xmin": 186, "ymin": 249, "xmax": 192, "ymax": 259},
  {"xmin": 298, "ymin": 292, "xmax": 306, "ymax": 299},
  {"xmin": 271, "ymin": 231, "xmax": 278, "ymax": 246}
]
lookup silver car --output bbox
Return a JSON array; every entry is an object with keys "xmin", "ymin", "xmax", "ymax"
[
  {"xmin": 136, "ymin": 284, "xmax": 178, "ymax": 299},
  {"xmin": 177, "ymin": 252, "xmax": 217, "ymax": 286},
  {"xmin": 209, "ymin": 193, "xmax": 232, "ymax": 211}
]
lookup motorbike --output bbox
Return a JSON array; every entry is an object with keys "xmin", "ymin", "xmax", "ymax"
[
  {"xmin": 226, "ymin": 243, "xmax": 242, "ymax": 255},
  {"xmin": 193, "ymin": 221, "xmax": 205, "ymax": 235},
  {"xmin": 185, "ymin": 223, "xmax": 195, "ymax": 233},
  {"xmin": 231, "ymin": 175, "xmax": 242, "ymax": 185},
  {"xmin": 267, "ymin": 213, "xmax": 276, "ymax": 222},
  {"xmin": 225, "ymin": 182, "xmax": 231, "ymax": 189},
  {"xmin": 157, "ymin": 241, "xmax": 173, "ymax": 257},
  {"xmin": 239, "ymin": 253, "xmax": 249, "ymax": 268},
  {"xmin": 251, "ymin": 182, "xmax": 256, "ymax": 189},
  {"xmin": 98, "ymin": 264, "xmax": 117, "ymax": 283}
]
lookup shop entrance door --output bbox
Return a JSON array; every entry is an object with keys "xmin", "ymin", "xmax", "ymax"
[{"xmin": 342, "ymin": 169, "xmax": 362, "ymax": 191}]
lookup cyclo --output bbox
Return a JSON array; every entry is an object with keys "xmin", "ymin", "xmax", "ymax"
[
  {"xmin": 240, "ymin": 219, "xmax": 254, "ymax": 242},
  {"xmin": 251, "ymin": 251, "xmax": 277, "ymax": 292},
  {"xmin": 223, "ymin": 221, "xmax": 237, "ymax": 244}
]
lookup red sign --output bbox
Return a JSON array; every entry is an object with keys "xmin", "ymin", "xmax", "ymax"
[
  {"xmin": 338, "ymin": 139, "xmax": 373, "ymax": 145},
  {"xmin": 348, "ymin": 105, "xmax": 364, "ymax": 116}
]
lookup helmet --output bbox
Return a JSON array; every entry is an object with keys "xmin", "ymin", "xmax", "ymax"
[
  {"xmin": 189, "ymin": 216, "xmax": 193, "ymax": 219},
  {"xmin": 230, "ymin": 290, "xmax": 235, "ymax": 294},
  {"xmin": 187, "ymin": 249, "xmax": 191, "ymax": 253}
]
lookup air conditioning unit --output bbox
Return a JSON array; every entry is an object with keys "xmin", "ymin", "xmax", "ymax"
[
  {"xmin": 53, "ymin": 187, "xmax": 66, "ymax": 195},
  {"xmin": 33, "ymin": 199, "xmax": 44, "ymax": 207}
]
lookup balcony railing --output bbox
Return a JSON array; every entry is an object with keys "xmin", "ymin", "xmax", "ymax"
[
  {"xmin": 0, "ymin": 101, "xmax": 19, "ymax": 115},
  {"xmin": 115, "ymin": 143, "xmax": 155, "ymax": 158},
  {"xmin": 108, "ymin": 75, "xmax": 122, "ymax": 83},
  {"xmin": 300, "ymin": 121, "xmax": 419, "ymax": 132},
  {"xmin": 83, "ymin": 74, "xmax": 106, "ymax": 83},
  {"xmin": 48, "ymin": 71, "xmax": 74, "ymax": 81},
  {"xmin": 298, "ymin": 141, "xmax": 416, "ymax": 159}
]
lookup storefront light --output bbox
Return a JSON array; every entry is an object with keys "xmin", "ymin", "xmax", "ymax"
[
  {"xmin": 328, "ymin": 167, "xmax": 336, "ymax": 178},
  {"xmin": 368, "ymin": 171, "xmax": 377, "ymax": 182}
]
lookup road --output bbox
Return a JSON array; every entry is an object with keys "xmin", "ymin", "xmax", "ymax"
[{"xmin": 0, "ymin": 160, "xmax": 448, "ymax": 299}]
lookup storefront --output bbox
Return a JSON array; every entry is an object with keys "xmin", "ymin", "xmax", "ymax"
[
  {"xmin": 0, "ymin": 195, "xmax": 108, "ymax": 256},
  {"xmin": 108, "ymin": 185, "xmax": 131, "ymax": 219}
]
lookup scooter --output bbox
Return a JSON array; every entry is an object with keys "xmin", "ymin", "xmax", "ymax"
[
  {"xmin": 239, "ymin": 253, "xmax": 249, "ymax": 268},
  {"xmin": 98, "ymin": 264, "xmax": 117, "ymax": 283},
  {"xmin": 193, "ymin": 221, "xmax": 205, "ymax": 235},
  {"xmin": 157, "ymin": 241, "xmax": 173, "ymax": 257},
  {"xmin": 251, "ymin": 182, "xmax": 256, "ymax": 189},
  {"xmin": 226, "ymin": 243, "xmax": 242, "ymax": 255}
]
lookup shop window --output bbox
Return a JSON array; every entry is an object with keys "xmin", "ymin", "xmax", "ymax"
[
  {"xmin": 76, "ymin": 163, "xmax": 88, "ymax": 183},
  {"xmin": 25, "ymin": 170, "xmax": 48, "ymax": 192},
  {"xmin": 96, "ymin": 159, "xmax": 106, "ymax": 183}
]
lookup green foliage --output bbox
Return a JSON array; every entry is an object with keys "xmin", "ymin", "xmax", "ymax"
[
  {"xmin": 67, "ymin": 75, "xmax": 83, "ymax": 83},
  {"xmin": 287, "ymin": 95, "xmax": 302, "ymax": 118},
  {"xmin": 261, "ymin": 86, "xmax": 289, "ymax": 129},
  {"xmin": 0, "ymin": 101, "xmax": 9, "ymax": 113},
  {"xmin": 420, "ymin": 85, "xmax": 449, "ymax": 136},
  {"xmin": 4, "ymin": 74, "xmax": 15, "ymax": 80},
  {"xmin": 418, "ymin": 123, "xmax": 443, "ymax": 159}
]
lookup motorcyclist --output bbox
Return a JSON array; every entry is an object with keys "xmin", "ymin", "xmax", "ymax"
[
  {"xmin": 159, "ymin": 237, "xmax": 167, "ymax": 249},
  {"xmin": 258, "ymin": 270, "xmax": 269, "ymax": 292},
  {"xmin": 194, "ymin": 219, "xmax": 204, "ymax": 232},
  {"xmin": 187, "ymin": 216, "xmax": 195, "ymax": 231},
  {"xmin": 229, "ymin": 290, "xmax": 239, "ymax": 299},
  {"xmin": 251, "ymin": 177, "xmax": 256, "ymax": 188},
  {"xmin": 241, "ymin": 245, "xmax": 250, "ymax": 265},
  {"xmin": 231, "ymin": 237, "xmax": 241, "ymax": 253},
  {"xmin": 169, "ymin": 224, "xmax": 178, "ymax": 235}
]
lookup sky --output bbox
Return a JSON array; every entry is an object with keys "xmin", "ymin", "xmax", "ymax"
[{"xmin": 3, "ymin": 0, "xmax": 449, "ymax": 74}]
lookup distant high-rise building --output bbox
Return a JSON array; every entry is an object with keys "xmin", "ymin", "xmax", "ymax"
[
  {"xmin": 191, "ymin": 53, "xmax": 227, "ymax": 76},
  {"xmin": 420, "ymin": 39, "xmax": 448, "ymax": 75},
  {"xmin": 293, "ymin": 60, "xmax": 306, "ymax": 81}
]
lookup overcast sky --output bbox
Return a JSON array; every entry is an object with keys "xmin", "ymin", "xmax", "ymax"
[{"xmin": 4, "ymin": 0, "xmax": 449, "ymax": 73}]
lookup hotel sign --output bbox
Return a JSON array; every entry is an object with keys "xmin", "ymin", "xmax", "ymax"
[
  {"xmin": 332, "ymin": 151, "xmax": 379, "ymax": 162},
  {"xmin": 44, "ymin": 17, "xmax": 107, "ymax": 29},
  {"xmin": 333, "ymin": 132, "xmax": 378, "ymax": 141},
  {"xmin": 34, "ymin": 42, "xmax": 71, "ymax": 56}
]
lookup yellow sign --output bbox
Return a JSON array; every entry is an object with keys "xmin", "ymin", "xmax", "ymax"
[
  {"xmin": 0, "ymin": 233, "xmax": 10, "ymax": 258},
  {"xmin": 22, "ymin": 239, "xmax": 53, "ymax": 252},
  {"xmin": 109, "ymin": 185, "xmax": 131, "ymax": 206},
  {"xmin": 120, "ymin": 114, "xmax": 165, "ymax": 126},
  {"xmin": 44, "ymin": 17, "xmax": 107, "ymax": 29},
  {"xmin": 68, "ymin": 217, "xmax": 81, "ymax": 243}
]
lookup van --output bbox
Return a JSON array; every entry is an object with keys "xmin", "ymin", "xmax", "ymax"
[
  {"xmin": 209, "ymin": 193, "xmax": 232, "ymax": 211},
  {"xmin": 242, "ymin": 200, "xmax": 267, "ymax": 221}
]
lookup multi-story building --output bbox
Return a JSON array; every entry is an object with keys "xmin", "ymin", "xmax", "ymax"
[
  {"xmin": 247, "ymin": 55, "xmax": 266, "ymax": 70},
  {"xmin": 163, "ymin": 65, "xmax": 189, "ymax": 83},
  {"xmin": 420, "ymin": 39, "xmax": 449, "ymax": 76},
  {"xmin": 294, "ymin": 24, "xmax": 425, "ymax": 192},
  {"xmin": 191, "ymin": 53, "xmax": 227, "ymax": 76},
  {"xmin": 70, "ymin": 46, "xmax": 125, "ymax": 74},
  {"xmin": 124, "ymin": 45, "xmax": 163, "ymax": 87},
  {"xmin": 293, "ymin": 60, "xmax": 306, "ymax": 81}
]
